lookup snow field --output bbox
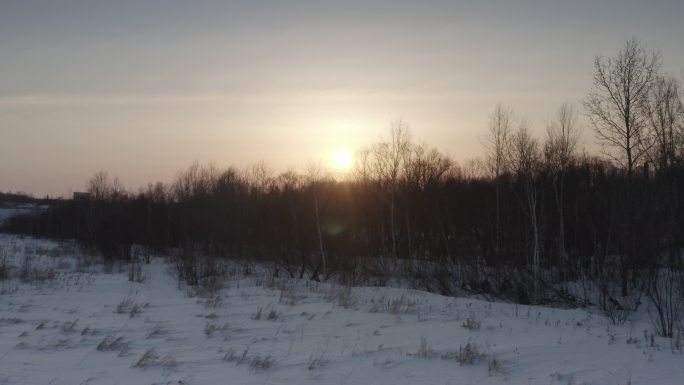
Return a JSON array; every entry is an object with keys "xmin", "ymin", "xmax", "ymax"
[{"xmin": 0, "ymin": 234, "xmax": 683, "ymax": 385}]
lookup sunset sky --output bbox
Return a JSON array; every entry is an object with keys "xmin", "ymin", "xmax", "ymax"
[{"xmin": 1, "ymin": 0, "xmax": 683, "ymax": 197}]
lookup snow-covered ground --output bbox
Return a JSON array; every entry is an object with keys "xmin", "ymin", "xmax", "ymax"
[
  {"xmin": 0, "ymin": 208, "xmax": 25, "ymax": 225},
  {"xmin": 0, "ymin": 234, "xmax": 682, "ymax": 385},
  {"xmin": 0, "ymin": 206, "xmax": 44, "ymax": 225}
]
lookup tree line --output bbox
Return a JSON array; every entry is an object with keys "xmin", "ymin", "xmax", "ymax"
[{"xmin": 3, "ymin": 39, "xmax": 684, "ymax": 322}]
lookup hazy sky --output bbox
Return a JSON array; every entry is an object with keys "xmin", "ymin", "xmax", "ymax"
[{"xmin": 1, "ymin": 0, "xmax": 683, "ymax": 196}]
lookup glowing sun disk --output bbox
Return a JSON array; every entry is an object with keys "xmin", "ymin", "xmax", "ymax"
[{"xmin": 332, "ymin": 149, "xmax": 353, "ymax": 170}]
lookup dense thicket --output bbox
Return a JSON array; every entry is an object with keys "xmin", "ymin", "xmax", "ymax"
[{"xmin": 4, "ymin": 141, "xmax": 684, "ymax": 291}]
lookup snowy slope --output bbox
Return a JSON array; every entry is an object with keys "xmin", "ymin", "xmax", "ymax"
[
  {"xmin": 0, "ymin": 234, "xmax": 682, "ymax": 385},
  {"xmin": 0, "ymin": 208, "xmax": 25, "ymax": 225},
  {"xmin": 0, "ymin": 206, "xmax": 44, "ymax": 225}
]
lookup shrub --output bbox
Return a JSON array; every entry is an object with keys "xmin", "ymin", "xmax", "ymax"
[
  {"xmin": 267, "ymin": 309, "xmax": 279, "ymax": 321},
  {"xmin": 96, "ymin": 336, "xmax": 126, "ymax": 352},
  {"xmin": 461, "ymin": 317, "xmax": 481, "ymax": 330},
  {"xmin": 0, "ymin": 252, "xmax": 8, "ymax": 280},
  {"xmin": 456, "ymin": 341, "xmax": 485, "ymax": 365},
  {"xmin": 416, "ymin": 336, "xmax": 431, "ymax": 358},
  {"xmin": 251, "ymin": 306, "xmax": 263, "ymax": 320},
  {"xmin": 19, "ymin": 254, "xmax": 32, "ymax": 282},
  {"xmin": 116, "ymin": 295, "xmax": 147, "ymax": 317},
  {"xmin": 128, "ymin": 261, "xmax": 145, "ymax": 283},
  {"xmin": 646, "ymin": 269, "xmax": 683, "ymax": 338},
  {"xmin": 133, "ymin": 348, "xmax": 175, "ymax": 368},
  {"xmin": 249, "ymin": 355, "xmax": 275, "ymax": 371},
  {"xmin": 488, "ymin": 354, "xmax": 505, "ymax": 375},
  {"xmin": 204, "ymin": 321, "xmax": 230, "ymax": 337},
  {"xmin": 223, "ymin": 347, "xmax": 250, "ymax": 365},
  {"xmin": 116, "ymin": 296, "xmax": 134, "ymax": 314}
]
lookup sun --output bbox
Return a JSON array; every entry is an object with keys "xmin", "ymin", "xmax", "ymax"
[{"xmin": 331, "ymin": 149, "xmax": 353, "ymax": 171}]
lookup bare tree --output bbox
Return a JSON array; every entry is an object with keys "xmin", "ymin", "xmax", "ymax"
[
  {"xmin": 646, "ymin": 268, "xmax": 684, "ymax": 338},
  {"xmin": 462, "ymin": 157, "xmax": 488, "ymax": 181},
  {"xmin": 484, "ymin": 104, "xmax": 513, "ymax": 261},
  {"xmin": 371, "ymin": 121, "xmax": 412, "ymax": 258},
  {"xmin": 244, "ymin": 161, "xmax": 274, "ymax": 193},
  {"xmin": 352, "ymin": 147, "xmax": 372, "ymax": 184},
  {"xmin": 644, "ymin": 75, "xmax": 683, "ymax": 170},
  {"xmin": 509, "ymin": 121, "xmax": 543, "ymax": 295},
  {"xmin": 87, "ymin": 171, "xmax": 111, "ymax": 201},
  {"xmin": 584, "ymin": 38, "xmax": 662, "ymax": 176},
  {"xmin": 545, "ymin": 103, "xmax": 580, "ymax": 268},
  {"xmin": 404, "ymin": 143, "xmax": 453, "ymax": 191},
  {"xmin": 139, "ymin": 182, "xmax": 168, "ymax": 203},
  {"xmin": 306, "ymin": 160, "xmax": 329, "ymax": 279},
  {"xmin": 87, "ymin": 170, "xmax": 126, "ymax": 202},
  {"xmin": 585, "ymin": 39, "xmax": 662, "ymax": 297},
  {"xmin": 171, "ymin": 162, "xmax": 219, "ymax": 201},
  {"xmin": 403, "ymin": 143, "xmax": 454, "ymax": 259}
]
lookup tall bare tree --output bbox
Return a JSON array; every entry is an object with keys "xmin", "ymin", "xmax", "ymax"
[
  {"xmin": 584, "ymin": 38, "xmax": 661, "ymax": 176},
  {"xmin": 509, "ymin": 121, "xmax": 543, "ymax": 294},
  {"xmin": 275, "ymin": 169, "xmax": 306, "ymax": 277},
  {"xmin": 372, "ymin": 121, "xmax": 412, "ymax": 258},
  {"xmin": 545, "ymin": 103, "xmax": 579, "ymax": 267},
  {"xmin": 485, "ymin": 104, "xmax": 513, "ymax": 261},
  {"xmin": 584, "ymin": 39, "xmax": 662, "ymax": 296},
  {"xmin": 306, "ymin": 160, "xmax": 329, "ymax": 279}
]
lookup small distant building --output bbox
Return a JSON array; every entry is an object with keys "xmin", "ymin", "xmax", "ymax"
[{"xmin": 73, "ymin": 192, "xmax": 91, "ymax": 201}]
